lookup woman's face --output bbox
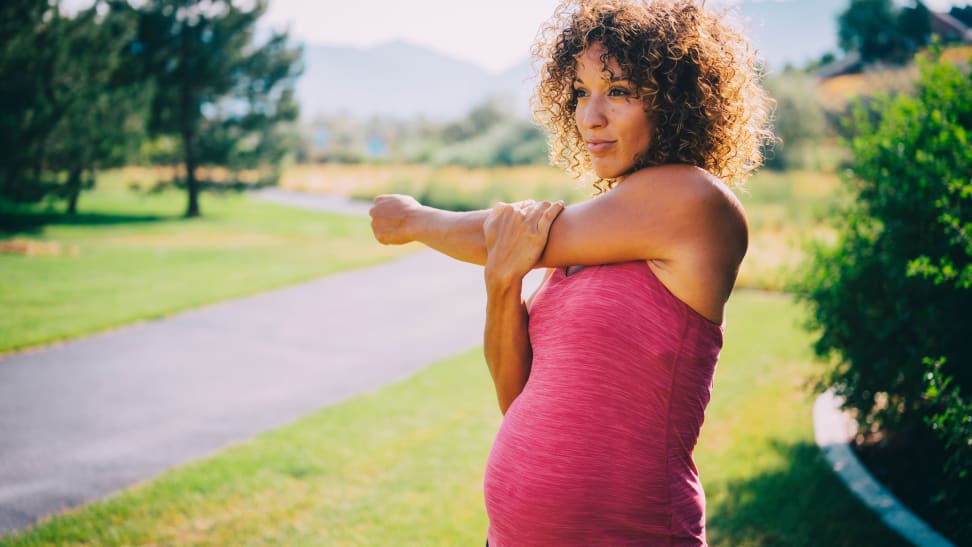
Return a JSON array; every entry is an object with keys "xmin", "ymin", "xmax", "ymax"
[{"xmin": 573, "ymin": 43, "xmax": 653, "ymax": 179}]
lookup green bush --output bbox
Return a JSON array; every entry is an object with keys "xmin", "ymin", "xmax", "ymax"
[{"xmin": 795, "ymin": 50, "xmax": 971, "ymax": 542}]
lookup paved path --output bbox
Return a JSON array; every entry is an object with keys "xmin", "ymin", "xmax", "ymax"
[
  {"xmin": 250, "ymin": 187, "xmax": 374, "ymax": 217},
  {"xmin": 0, "ymin": 190, "xmax": 540, "ymax": 536}
]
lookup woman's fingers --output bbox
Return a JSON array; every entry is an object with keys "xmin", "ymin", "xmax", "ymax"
[
  {"xmin": 483, "ymin": 199, "xmax": 565, "ymax": 279},
  {"xmin": 523, "ymin": 200, "xmax": 564, "ymax": 235},
  {"xmin": 486, "ymin": 199, "xmax": 564, "ymax": 244},
  {"xmin": 524, "ymin": 201, "xmax": 551, "ymax": 233},
  {"xmin": 538, "ymin": 200, "xmax": 565, "ymax": 234}
]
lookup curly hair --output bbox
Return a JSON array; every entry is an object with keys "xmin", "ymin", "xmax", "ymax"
[{"xmin": 532, "ymin": 0, "xmax": 774, "ymax": 192}]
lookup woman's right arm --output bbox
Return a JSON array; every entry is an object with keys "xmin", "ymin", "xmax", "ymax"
[{"xmin": 369, "ymin": 194, "xmax": 489, "ymax": 265}]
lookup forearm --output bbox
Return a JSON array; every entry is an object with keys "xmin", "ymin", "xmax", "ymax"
[
  {"xmin": 483, "ymin": 275, "xmax": 532, "ymax": 414},
  {"xmin": 413, "ymin": 206, "xmax": 489, "ymax": 265}
]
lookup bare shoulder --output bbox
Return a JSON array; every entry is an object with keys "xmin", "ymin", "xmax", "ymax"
[
  {"xmin": 622, "ymin": 165, "xmax": 745, "ymax": 221},
  {"xmin": 619, "ymin": 164, "xmax": 748, "ymax": 256},
  {"xmin": 620, "ymin": 164, "xmax": 735, "ymax": 202}
]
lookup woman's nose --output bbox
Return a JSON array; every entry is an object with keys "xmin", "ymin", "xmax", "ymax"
[{"xmin": 577, "ymin": 96, "xmax": 607, "ymax": 129}]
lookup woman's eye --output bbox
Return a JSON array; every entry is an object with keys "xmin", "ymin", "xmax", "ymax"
[
  {"xmin": 609, "ymin": 87, "xmax": 630, "ymax": 97},
  {"xmin": 573, "ymin": 88, "xmax": 588, "ymax": 98}
]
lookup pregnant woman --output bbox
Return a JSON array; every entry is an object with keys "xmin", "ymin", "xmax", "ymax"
[{"xmin": 370, "ymin": 0, "xmax": 772, "ymax": 544}]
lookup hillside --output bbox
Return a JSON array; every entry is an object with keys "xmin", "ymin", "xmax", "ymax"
[{"xmin": 296, "ymin": 42, "xmax": 533, "ymax": 121}]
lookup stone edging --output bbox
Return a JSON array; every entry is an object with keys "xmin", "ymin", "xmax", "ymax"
[{"xmin": 812, "ymin": 390, "xmax": 955, "ymax": 547}]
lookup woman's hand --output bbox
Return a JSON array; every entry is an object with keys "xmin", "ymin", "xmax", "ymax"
[
  {"xmin": 369, "ymin": 194, "xmax": 423, "ymax": 245},
  {"xmin": 483, "ymin": 199, "xmax": 562, "ymax": 414},
  {"xmin": 484, "ymin": 200, "xmax": 564, "ymax": 285}
]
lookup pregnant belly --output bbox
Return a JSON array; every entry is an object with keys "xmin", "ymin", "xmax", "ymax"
[{"xmin": 483, "ymin": 394, "xmax": 675, "ymax": 544}]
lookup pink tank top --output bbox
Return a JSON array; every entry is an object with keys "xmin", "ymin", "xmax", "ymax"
[{"xmin": 484, "ymin": 261, "xmax": 723, "ymax": 546}]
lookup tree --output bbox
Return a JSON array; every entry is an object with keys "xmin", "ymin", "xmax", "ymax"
[
  {"xmin": 837, "ymin": 0, "xmax": 932, "ymax": 64},
  {"xmin": 129, "ymin": 0, "xmax": 301, "ymax": 217},
  {"xmin": 0, "ymin": 0, "xmax": 61, "ymax": 203},
  {"xmin": 897, "ymin": 1, "xmax": 932, "ymax": 54},
  {"xmin": 796, "ymin": 50, "xmax": 971, "ymax": 542},
  {"xmin": 838, "ymin": 0, "xmax": 899, "ymax": 62},
  {"xmin": 0, "ymin": 0, "xmax": 148, "ymax": 210},
  {"xmin": 45, "ymin": 3, "xmax": 150, "ymax": 214},
  {"xmin": 949, "ymin": 5, "xmax": 972, "ymax": 27}
]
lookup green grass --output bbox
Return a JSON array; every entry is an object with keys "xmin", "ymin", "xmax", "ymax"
[
  {"xmin": 0, "ymin": 183, "xmax": 412, "ymax": 353},
  {"xmin": 0, "ymin": 292, "xmax": 906, "ymax": 546},
  {"xmin": 733, "ymin": 169, "xmax": 844, "ymax": 291},
  {"xmin": 700, "ymin": 292, "xmax": 905, "ymax": 546}
]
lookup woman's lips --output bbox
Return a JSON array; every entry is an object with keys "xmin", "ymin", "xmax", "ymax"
[{"xmin": 586, "ymin": 140, "xmax": 615, "ymax": 154}]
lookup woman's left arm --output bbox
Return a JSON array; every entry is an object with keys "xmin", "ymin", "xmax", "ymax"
[{"xmin": 483, "ymin": 200, "xmax": 563, "ymax": 414}]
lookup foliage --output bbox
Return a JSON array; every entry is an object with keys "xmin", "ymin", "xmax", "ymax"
[
  {"xmin": 796, "ymin": 50, "xmax": 971, "ymax": 542},
  {"xmin": 0, "ymin": 0, "xmax": 301, "ymax": 216},
  {"xmin": 922, "ymin": 358, "xmax": 972, "ymax": 484},
  {"xmin": 762, "ymin": 71, "xmax": 828, "ymax": 170},
  {"xmin": 301, "ymin": 99, "xmax": 549, "ymax": 168},
  {"xmin": 119, "ymin": 0, "xmax": 302, "ymax": 217},
  {"xmin": 951, "ymin": 5, "xmax": 972, "ymax": 27},
  {"xmin": 838, "ymin": 0, "xmax": 932, "ymax": 64},
  {"xmin": 0, "ymin": 1, "xmax": 148, "ymax": 208},
  {"xmin": 896, "ymin": 1, "xmax": 932, "ymax": 54},
  {"xmin": 432, "ymin": 120, "xmax": 548, "ymax": 168},
  {"xmin": 43, "ymin": 4, "xmax": 151, "ymax": 214},
  {"xmin": 0, "ymin": 0, "xmax": 57, "ymax": 202}
]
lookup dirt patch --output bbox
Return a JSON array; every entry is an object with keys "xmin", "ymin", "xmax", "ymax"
[{"xmin": 0, "ymin": 238, "xmax": 79, "ymax": 256}]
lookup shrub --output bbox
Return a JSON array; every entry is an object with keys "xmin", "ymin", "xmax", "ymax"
[{"xmin": 795, "ymin": 50, "xmax": 971, "ymax": 542}]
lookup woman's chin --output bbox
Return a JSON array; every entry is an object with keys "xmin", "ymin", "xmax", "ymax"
[
  {"xmin": 591, "ymin": 164, "xmax": 614, "ymax": 179},
  {"xmin": 593, "ymin": 166, "xmax": 626, "ymax": 180},
  {"xmin": 591, "ymin": 157, "xmax": 640, "ymax": 180}
]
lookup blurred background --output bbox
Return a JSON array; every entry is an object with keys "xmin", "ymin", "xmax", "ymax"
[{"xmin": 1, "ymin": 0, "xmax": 970, "ymax": 545}]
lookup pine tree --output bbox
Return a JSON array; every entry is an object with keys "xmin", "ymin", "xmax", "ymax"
[
  {"xmin": 0, "ymin": 0, "xmax": 59, "ymax": 203},
  {"xmin": 0, "ymin": 0, "xmax": 148, "ymax": 210},
  {"xmin": 128, "ymin": 0, "xmax": 302, "ymax": 217},
  {"xmin": 45, "ymin": 3, "xmax": 150, "ymax": 214}
]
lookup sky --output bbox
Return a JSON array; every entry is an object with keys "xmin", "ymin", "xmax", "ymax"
[
  {"xmin": 261, "ymin": 0, "xmax": 563, "ymax": 73},
  {"xmin": 262, "ymin": 0, "xmax": 964, "ymax": 73}
]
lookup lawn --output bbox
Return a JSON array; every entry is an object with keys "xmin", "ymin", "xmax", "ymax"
[
  {"xmin": 0, "ymin": 292, "xmax": 906, "ymax": 546},
  {"xmin": 0, "ymin": 176, "xmax": 412, "ymax": 354},
  {"xmin": 0, "ymin": 165, "xmax": 906, "ymax": 545}
]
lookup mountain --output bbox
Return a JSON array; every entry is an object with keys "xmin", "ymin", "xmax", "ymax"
[{"xmin": 296, "ymin": 41, "xmax": 534, "ymax": 121}]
